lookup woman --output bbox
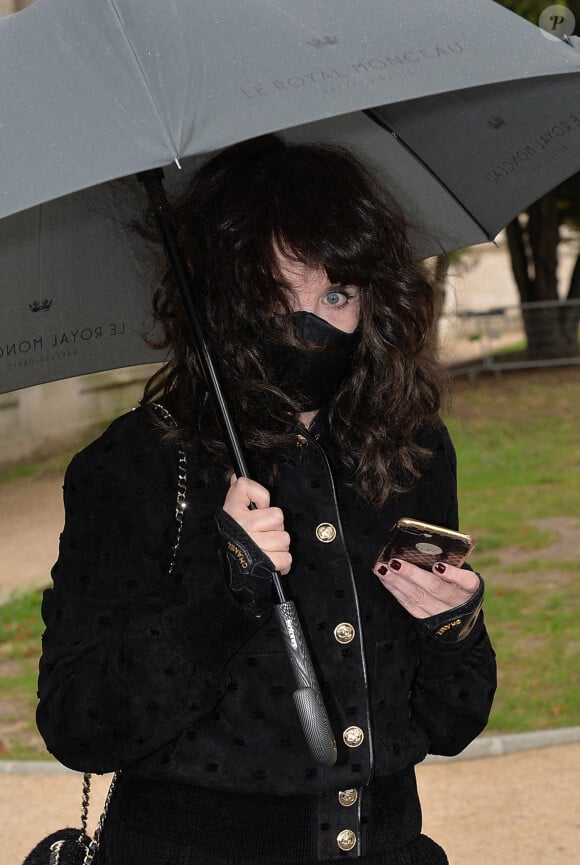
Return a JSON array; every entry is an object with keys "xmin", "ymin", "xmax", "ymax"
[{"xmin": 36, "ymin": 135, "xmax": 497, "ymax": 864}]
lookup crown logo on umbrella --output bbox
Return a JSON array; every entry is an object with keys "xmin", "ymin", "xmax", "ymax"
[
  {"xmin": 307, "ymin": 35, "xmax": 338, "ymax": 48},
  {"xmin": 29, "ymin": 299, "xmax": 53, "ymax": 312}
]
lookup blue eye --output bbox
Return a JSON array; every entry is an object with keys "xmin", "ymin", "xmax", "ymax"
[{"xmin": 325, "ymin": 291, "xmax": 344, "ymax": 306}]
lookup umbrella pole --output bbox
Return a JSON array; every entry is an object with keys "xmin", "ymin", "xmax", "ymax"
[{"xmin": 136, "ymin": 169, "xmax": 337, "ymax": 768}]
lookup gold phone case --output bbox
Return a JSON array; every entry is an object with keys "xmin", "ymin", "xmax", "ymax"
[{"xmin": 376, "ymin": 517, "xmax": 475, "ymax": 569}]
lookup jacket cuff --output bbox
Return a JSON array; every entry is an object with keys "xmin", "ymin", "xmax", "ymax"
[{"xmin": 214, "ymin": 508, "xmax": 277, "ymax": 616}]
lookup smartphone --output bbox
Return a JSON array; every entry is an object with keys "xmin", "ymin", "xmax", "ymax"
[{"xmin": 376, "ymin": 517, "xmax": 475, "ymax": 570}]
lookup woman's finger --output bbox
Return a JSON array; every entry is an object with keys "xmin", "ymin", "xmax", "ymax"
[
  {"xmin": 225, "ymin": 475, "xmax": 271, "ymax": 510},
  {"xmin": 374, "ymin": 558, "xmax": 478, "ymax": 616},
  {"xmin": 253, "ymin": 530, "xmax": 291, "ymax": 553},
  {"xmin": 390, "ymin": 558, "xmax": 477, "ymax": 600},
  {"xmin": 377, "ymin": 567, "xmax": 450, "ymax": 619},
  {"xmin": 236, "ymin": 507, "xmax": 285, "ymax": 533},
  {"xmin": 375, "ymin": 558, "xmax": 457, "ymax": 606},
  {"xmin": 431, "ymin": 562, "xmax": 480, "ymax": 595},
  {"xmin": 376, "ymin": 576, "xmax": 449, "ymax": 618},
  {"xmin": 269, "ymin": 552, "xmax": 292, "ymax": 576}
]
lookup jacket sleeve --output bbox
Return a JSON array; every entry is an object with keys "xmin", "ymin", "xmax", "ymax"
[
  {"xmin": 36, "ymin": 422, "xmax": 266, "ymax": 774},
  {"xmin": 411, "ymin": 609, "xmax": 497, "ymax": 756},
  {"xmin": 409, "ymin": 421, "xmax": 497, "ymax": 756}
]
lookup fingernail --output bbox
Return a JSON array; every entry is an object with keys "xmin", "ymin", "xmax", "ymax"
[
  {"xmin": 388, "ymin": 559, "xmax": 402, "ymax": 571},
  {"xmin": 377, "ymin": 565, "xmax": 387, "ymax": 576},
  {"xmin": 434, "ymin": 562, "xmax": 446, "ymax": 574}
]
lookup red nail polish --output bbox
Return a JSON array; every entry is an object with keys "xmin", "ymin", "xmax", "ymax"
[
  {"xmin": 377, "ymin": 565, "xmax": 387, "ymax": 576},
  {"xmin": 434, "ymin": 562, "xmax": 446, "ymax": 574},
  {"xmin": 389, "ymin": 559, "xmax": 402, "ymax": 571}
]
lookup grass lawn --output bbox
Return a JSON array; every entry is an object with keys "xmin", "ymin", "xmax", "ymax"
[
  {"xmin": 446, "ymin": 367, "xmax": 580, "ymax": 553},
  {"xmin": 445, "ymin": 366, "xmax": 580, "ymax": 734},
  {"xmin": 0, "ymin": 589, "xmax": 47, "ymax": 759},
  {"xmin": 0, "ymin": 366, "xmax": 578, "ymax": 759}
]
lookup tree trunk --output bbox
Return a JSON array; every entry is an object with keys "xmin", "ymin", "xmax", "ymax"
[
  {"xmin": 525, "ymin": 192, "xmax": 565, "ymax": 358},
  {"xmin": 505, "ymin": 193, "xmax": 574, "ymax": 359},
  {"xmin": 505, "ymin": 215, "xmax": 532, "ymax": 301},
  {"xmin": 560, "ymin": 252, "xmax": 580, "ymax": 355},
  {"xmin": 431, "ymin": 254, "xmax": 450, "ymax": 319}
]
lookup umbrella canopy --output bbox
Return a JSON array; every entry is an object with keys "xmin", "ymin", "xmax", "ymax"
[{"xmin": 2, "ymin": 0, "xmax": 580, "ymax": 392}]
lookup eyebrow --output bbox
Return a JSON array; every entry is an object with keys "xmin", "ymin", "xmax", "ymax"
[
  {"xmin": 330, "ymin": 286, "xmax": 360, "ymax": 297},
  {"xmin": 283, "ymin": 281, "xmax": 359, "ymax": 296}
]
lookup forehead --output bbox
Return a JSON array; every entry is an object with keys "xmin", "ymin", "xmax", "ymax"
[{"xmin": 274, "ymin": 251, "xmax": 331, "ymax": 293}]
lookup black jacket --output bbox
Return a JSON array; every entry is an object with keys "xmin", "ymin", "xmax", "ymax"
[{"xmin": 36, "ymin": 404, "xmax": 496, "ymax": 862}]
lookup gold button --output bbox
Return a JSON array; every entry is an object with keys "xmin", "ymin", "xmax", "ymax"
[
  {"xmin": 295, "ymin": 434, "xmax": 308, "ymax": 447},
  {"xmin": 338, "ymin": 788, "xmax": 358, "ymax": 807},
  {"xmin": 337, "ymin": 829, "xmax": 357, "ymax": 851},
  {"xmin": 343, "ymin": 726, "xmax": 364, "ymax": 748},
  {"xmin": 334, "ymin": 622, "xmax": 355, "ymax": 644},
  {"xmin": 315, "ymin": 522, "xmax": 336, "ymax": 543}
]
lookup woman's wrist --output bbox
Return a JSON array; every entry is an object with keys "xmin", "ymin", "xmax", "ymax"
[{"xmin": 414, "ymin": 574, "xmax": 485, "ymax": 644}]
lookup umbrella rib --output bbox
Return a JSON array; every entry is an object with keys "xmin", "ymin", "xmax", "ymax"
[
  {"xmin": 259, "ymin": 0, "xmax": 331, "ymax": 39},
  {"xmin": 363, "ymin": 108, "xmax": 495, "ymax": 246},
  {"xmin": 107, "ymin": 0, "xmax": 179, "ymax": 160}
]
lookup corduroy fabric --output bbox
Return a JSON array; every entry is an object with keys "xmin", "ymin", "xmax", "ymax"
[
  {"xmin": 97, "ymin": 775, "xmax": 448, "ymax": 865},
  {"xmin": 97, "ymin": 827, "xmax": 447, "ymax": 865},
  {"xmin": 96, "ymin": 770, "xmax": 431, "ymax": 863}
]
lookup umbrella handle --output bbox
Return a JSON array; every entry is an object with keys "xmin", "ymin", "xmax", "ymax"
[
  {"xmin": 275, "ymin": 602, "xmax": 338, "ymax": 767},
  {"xmin": 136, "ymin": 168, "xmax": 338, "ymax": 768}
]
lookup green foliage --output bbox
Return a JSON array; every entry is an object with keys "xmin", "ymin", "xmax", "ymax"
[
  {"xmin": 0, "ymin": 589, "xmax": 48, "ymax": 760},
  {"xmin": 485, "ymin": 583, "xmax": 580, "ymax": 732},
  {"xmin": 445, "ymin": 369, "xmax": 580, "ymax": 556},
  {"xmin": 0, "ymin": 589, "xmax": 44, "ymax": 652},
  {"xmin": 445, "ymin": 367, "xmax": 580, "ymax": 734},
  {"xmin": 0, "ymin": 463, "xmax": 37, "ymax": 483}
]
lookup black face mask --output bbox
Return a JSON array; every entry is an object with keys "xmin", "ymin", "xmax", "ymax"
[{"xmin": 262, "ymin": 311, "xmax": 360, "ymax": 411}]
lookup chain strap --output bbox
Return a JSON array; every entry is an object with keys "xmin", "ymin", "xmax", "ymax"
[
  {"xmin": 80, "ymin": 772, "xmax": 91, "ymax": 838},
  {"xmin": 149, "ymin": 402, "xmax": 189, "ymax": 578},
  {"xmin": 81, "ymin": 771, "xmax": 120, "ymax": 865},
  {"xmin": 55, "ymin": 402, "xmax": 188, "ymax": 865}
]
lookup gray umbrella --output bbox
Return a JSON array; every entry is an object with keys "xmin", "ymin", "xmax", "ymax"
[
  {"xmin": 2, "ymin": 0, "xmax": 580, "ymax": 766},
  {"xmin": 2, "ymin": 0, "xmax": 580, "ymax": 391}
]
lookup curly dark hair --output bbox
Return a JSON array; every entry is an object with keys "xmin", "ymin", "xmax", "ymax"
[{"xmin": 132, "ymin": 134, "xmax": 448, "ymax": 507}]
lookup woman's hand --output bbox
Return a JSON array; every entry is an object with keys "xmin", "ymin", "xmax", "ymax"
[
  {"xmin": 373, "ymin": 558, "xmax": 480, "ymax": 619},
  {"xmin": 223, "ymin": 475, "xmax": 292, "ymax": 575}
]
